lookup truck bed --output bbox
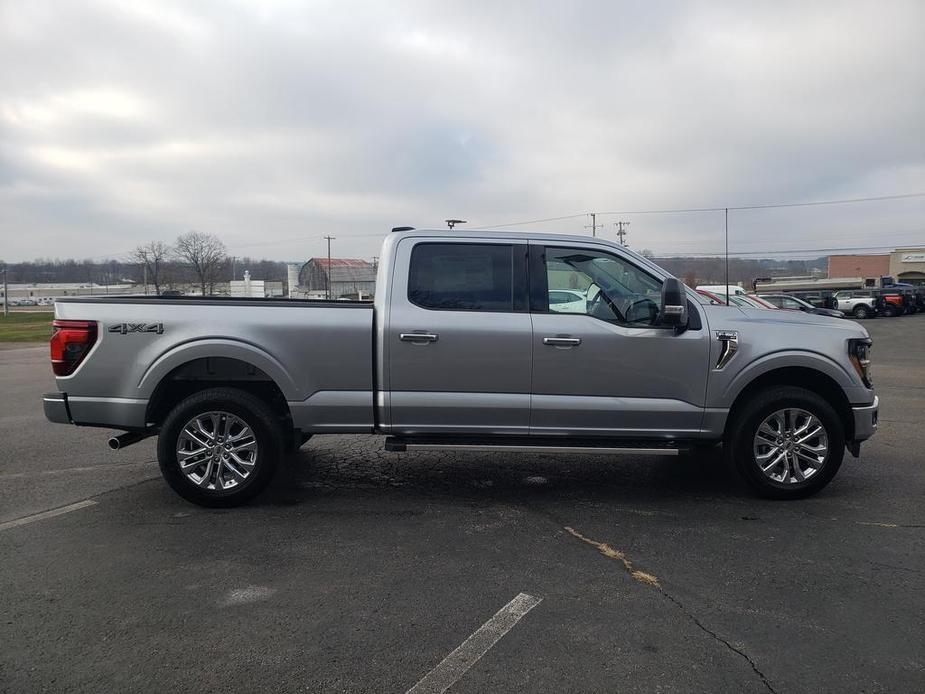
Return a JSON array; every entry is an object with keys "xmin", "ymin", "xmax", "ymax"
[{"xmin": 53, "ymin": 295, "xmax": 376, "ymax": 433}]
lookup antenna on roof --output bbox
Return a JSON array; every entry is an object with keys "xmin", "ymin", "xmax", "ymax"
[{"xmin": 446, "ymin": 219, "xmax": 467, "ymax": 229}]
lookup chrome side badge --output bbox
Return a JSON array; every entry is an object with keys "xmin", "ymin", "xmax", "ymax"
[{"xmin": 714, "ymin": 330, "xmax": 739, "ymax": 369}]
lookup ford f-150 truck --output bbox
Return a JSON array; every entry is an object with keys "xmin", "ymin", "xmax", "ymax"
[{"xmin": 43, "ymin": 229, "xmax": 879, "ymax": 506}]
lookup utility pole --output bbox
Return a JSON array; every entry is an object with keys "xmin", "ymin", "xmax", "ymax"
[
  {"xmin": 231, "ymin": 256, "xmax": 236, "ymax": 282},
  {"xmin": 585, "ymin": 212, "xmax": 603, "ymax": 237},
  {"xmin": 613, "ymin": 221, "xmax": 630, "ymax": 246},
  {"xmin": 324, "ymin": 235, "xmax": 336, "ymax": 300},
  {"xmin": 2, "ymin": 267, "xmax": 8, "ymax": 317},
  {"xmin": 724, "ymin": 208, "xmax": 730, "ymax": 306},
  {"xmin": 143, "ymin": 263, "xmax": 148, "ymax": 295}
]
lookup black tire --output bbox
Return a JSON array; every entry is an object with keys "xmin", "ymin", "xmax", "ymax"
[
  {"xmin": 853, "ymin": 305, "xmax": 870, "ymax": 319},
  {"xmin": 882, "ymin": 305, "xmax": 896, "ymax": 318},
  {"xmin": 157, "ymin": 387, "xmax": 282, "ymax": 507},
  {"xmin": 727, "ymin": 386, "xmax": 844, "ymax": 499}
]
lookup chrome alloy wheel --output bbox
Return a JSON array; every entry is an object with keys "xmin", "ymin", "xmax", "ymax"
[
  {"xmin": 752, "ymin": 408, "xmax": 829, "ymax": 484},
  {"xmin": 176, "ymin": 411, "xmax": 258, "ymax": 491}
]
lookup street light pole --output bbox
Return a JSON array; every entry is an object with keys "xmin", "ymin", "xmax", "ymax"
[{"xmin": 2, "ymin": 267, "xmax": 8, "ymax": 317}]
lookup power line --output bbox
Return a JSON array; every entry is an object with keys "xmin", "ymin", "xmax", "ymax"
[
  {"xmin": 598, "ymin": 192, "xmax": 925, "ymax": 216},
  {"xmin": 472, "ymin": 192, "xmax": 925, "ymax": 229},
  {"xmin": 470, "ymin": 213, "xmax": 587, "ymax": 229},
  {"xmin": 656, "ymin": 243, "xmax": 919, "ymax": 258}
]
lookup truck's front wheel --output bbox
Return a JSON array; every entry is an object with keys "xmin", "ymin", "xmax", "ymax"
[
  {"xmin": 728, "ymin": 386, "xmax": 844, "ymax": 499},
  {"xmin": 157, "ymin": 387, "xmax": 282, "ymax": 507}
]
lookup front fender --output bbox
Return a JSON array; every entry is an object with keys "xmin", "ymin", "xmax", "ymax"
[
  {"xmin": 137, "ymin": 338, "xmax": 302, "ymax": 400},
  {"xmin": 715, "ymin": 349, "xmax": 856, "ymax": 409}
]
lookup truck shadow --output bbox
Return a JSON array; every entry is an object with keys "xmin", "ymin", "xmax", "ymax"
[{"xmin": 263, "ymin": 435, "xmax": 752, "ymax": 507}]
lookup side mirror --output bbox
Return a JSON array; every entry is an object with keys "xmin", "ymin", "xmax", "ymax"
[{"xmin": 660, "ymin": 278, "xmax": 689, "ymax": 332}]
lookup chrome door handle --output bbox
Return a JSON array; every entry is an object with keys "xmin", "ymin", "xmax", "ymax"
[
  {"xmin": 543, "ymin": 336, "xmax": 581, "ymax": 346},
  {"xmin": 400, "ymin": 332, "xmax": 439, "ymax": 343}
]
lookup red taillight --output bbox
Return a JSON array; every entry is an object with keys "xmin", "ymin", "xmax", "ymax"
[{"xmin": 50, "ymin": 320, "xmax": 97, "ymax": 376}]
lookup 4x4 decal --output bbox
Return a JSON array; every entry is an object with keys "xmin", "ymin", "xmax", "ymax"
[{"xmin": 108, "ymin": 323, "xmax": 164, "ymax": 335}]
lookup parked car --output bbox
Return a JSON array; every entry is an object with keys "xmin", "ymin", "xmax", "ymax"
[
  {"xmin": 758, "ymin": 294, "xmax": 845, "ymax": 318},
  {"xmin": 870, "ymin": 289, "xmax": 907, "ymax": 317},
  {"xmin": 743, "ymin": 294, "xmax": 778, "ymax": 309},
  {"xmin": 695, "ymin": 289, "xmax": 728, "ymax": 305},
  {"xmin": 548, "ymin": 289, "xmax": 587, "ymax": 313},
  {"xmin": 696, "ymin": 290, "xmax": 777, "ymax": 310},
  {"xmin": 882, "ymin": 284, "xmax": 922, "ymax": 314},
  {"xmin": 833, "ymin": 290, "xmax": 881, "ymax": 319},
  {"xmin": 697, "ymin": 284, "xmax": 747, "ymax": 296},
  {"xmin": 790, "ymin": 291, "xmax": 838, "ymax": 310},
  {"xmin": 43, "ymin": 228, "xmax": 878, "ymax": 505}
]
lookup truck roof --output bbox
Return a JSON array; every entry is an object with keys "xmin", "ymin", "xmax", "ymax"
[{"xmin": 388, "ymin": 228, "xmax": 632, "ymax": 249}]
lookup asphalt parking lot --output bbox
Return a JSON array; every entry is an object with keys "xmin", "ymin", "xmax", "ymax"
[{"xmin": 1, "ymin": 316, "xmax": 923, "ymax": 693}]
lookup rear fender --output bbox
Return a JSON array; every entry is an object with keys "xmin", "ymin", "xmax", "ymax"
[{"xmin": 137, "ymin": 339, "xmax": 301, "ymax": 401}]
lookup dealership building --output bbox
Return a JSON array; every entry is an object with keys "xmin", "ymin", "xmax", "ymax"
[{"xmin": 828, "ymin": 247, "xmax": 925, "ymax": 286}]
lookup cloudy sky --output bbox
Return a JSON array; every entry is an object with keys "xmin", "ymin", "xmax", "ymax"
[{"xmin": 1, "ymin": 0, "xmax": 923, "ymax": 262}]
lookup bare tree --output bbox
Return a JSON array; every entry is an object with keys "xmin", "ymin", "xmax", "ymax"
[
  {"xmin": 130, "ymin": 241, "xmax": 171, "ymax": 295},
  {"xmin": 174, "ymin": 231, "xmax": 226, "ymax": 296}
]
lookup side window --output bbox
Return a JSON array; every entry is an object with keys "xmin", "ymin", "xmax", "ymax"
[
  {"xmin": 544, "ymin": 247, "xmax": 663, "ymax": 326},
  {"xmin": 782, "ymin": 298, "xmax": 802, "ymax": 310},
  {"xmin": 408, "ymin": 243, "xmax": 514, "ymax": 311}
]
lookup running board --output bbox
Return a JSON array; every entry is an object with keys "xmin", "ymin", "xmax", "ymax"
[{"xmin": 385, "ymin": 436, "xmax": 689, "ymax": 456}]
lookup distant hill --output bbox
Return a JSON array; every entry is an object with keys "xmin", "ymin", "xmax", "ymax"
[{"xmin": 652, "ymin": 256, "xmax": 827, "ymax": 290}]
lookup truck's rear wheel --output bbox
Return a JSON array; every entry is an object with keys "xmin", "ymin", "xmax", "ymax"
[
  {"xmin": 157, "ymin": 387, "xmax": 281, "ymax": 507},
  {"xmin": 727, "ymin": 386, "xmax": 844, "ymax": 499}
]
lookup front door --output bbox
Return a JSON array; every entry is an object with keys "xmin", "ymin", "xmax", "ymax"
[
  {"xmin": 529, "ymin": 242, "xmax": 711, "ymax": 438},
  {"xmin": 386, "ymin": 238, "xmax": 532, "ymax": 435}
]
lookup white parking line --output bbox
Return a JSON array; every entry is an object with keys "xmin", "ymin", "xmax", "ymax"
[
  {"xmin": 0, "ymin": 499, "xmax": 98, "ymax": 532},
  {"xmin": 406, "ymin": 592, "xmax": 542, "ymax": 694},
  {"xmin": 0, "ymin": 460, "xmax": 157, "ymax": 480}
]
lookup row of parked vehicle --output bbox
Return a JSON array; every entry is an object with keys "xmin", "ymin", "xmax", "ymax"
[
  {"xmin": 789, "ymin": 286, "xmax": 924, "ymax": 319},
  {"xmin": 695, "ymin": 284, "xmax": 925, "ymax": 319},
  {"xmin": 1, "ymin": 297, "xmax": 57, "ymax": 307}
]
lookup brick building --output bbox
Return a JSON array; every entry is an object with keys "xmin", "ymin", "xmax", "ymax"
[
  {"xmin": 827, "ymin": 254, "xmax": 890, "ymax": 285},
  {"xmin": 827, "ymin": 247, "xmax": 925, "ymax": 286}
]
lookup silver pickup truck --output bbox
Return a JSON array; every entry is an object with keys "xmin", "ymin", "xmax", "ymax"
[{"xmin": 43, "ymin": 229, "xmax": 878, "ymax": 506}]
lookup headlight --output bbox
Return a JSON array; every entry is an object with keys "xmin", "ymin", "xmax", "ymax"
[{"xmin": 849, "ymin": 338, "xmax": 873, "ymax": 387}]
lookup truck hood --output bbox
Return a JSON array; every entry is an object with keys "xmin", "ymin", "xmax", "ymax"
[{"xmin": 702, "ymin": 304, "xmax": 870, "ymax": 338}]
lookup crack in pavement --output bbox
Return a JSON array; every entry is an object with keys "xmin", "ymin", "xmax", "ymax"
[
  {"xmin": 564, "ymin": 524, "xmax": 777, "ymax": 694},
  {"xmin": 658, "ymin": 590, "xmax": 777, "ymax": 694}
]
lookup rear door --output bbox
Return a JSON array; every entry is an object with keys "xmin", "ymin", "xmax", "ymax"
[
  {"xmin": 386, "ymin": 238, "xmax": 532, "ymax": 435},
  {"xmin": 528, "ymin": 242, "xmax": 712, "ymax": 438}
]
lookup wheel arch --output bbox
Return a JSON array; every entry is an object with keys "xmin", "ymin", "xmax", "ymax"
[
  {"xmin": 723, "ymin": 366, "xmax": 854, "ymax": 442},
  {"xmin": 144, "ymin": 354, "xmax": 294, "ymax": 430}
]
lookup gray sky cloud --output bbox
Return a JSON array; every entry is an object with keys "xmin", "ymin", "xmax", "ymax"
[{"xmin": 1, "ymin": 0, "xmax": 923, "ymax": 262}]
